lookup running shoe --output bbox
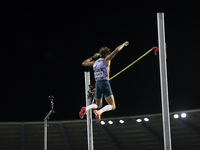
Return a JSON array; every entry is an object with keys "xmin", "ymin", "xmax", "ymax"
[
  {"xmin": 93, "ymin": 110, "xmax": 102, "ymax": 121},
  {"xmin": 79, "ymin": 107, "xmax": 86, "ymax": 119}
]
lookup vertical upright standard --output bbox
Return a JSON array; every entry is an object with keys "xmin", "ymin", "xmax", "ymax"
[
  {"xmin": 84, "ymin": 71, "xmax": 94, "ymax": 150},
  {"xmin": 157, "ymin": 12, "xmax": 172, "ymax": 150}
]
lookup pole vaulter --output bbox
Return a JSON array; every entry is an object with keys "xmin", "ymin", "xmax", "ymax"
[
  {"xmin": 79, "ymin": 42, "xmax": 158, "ymax": 121},
  {"xmin": 80, "ymin": 41, "xmax": 158, "ymax": 150},
  {"xmin": 80, "ymin": 41, "xmax": 129, "ymax": 121}
]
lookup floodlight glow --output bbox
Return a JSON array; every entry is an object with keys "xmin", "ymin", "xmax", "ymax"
[
  {"xmin": 136, "ymin": 119, "xmax": 142, "ymax": 123},
  {"xmin": 181, "ymin": 113, "xmax": 187, "ymax": 118},
  {"xmin": 108, "ymin": 120, "xmax": 113, "ymax": 124},
  {"xmin": 119, "ymin": 120, "xmax": 124, "ymax": 124},
  {"xmin": 173, "ymin": 114, "xmax": 179, "ymax": 119},
  {"xmin": 100, "ymin": 121, "xmax": 105, "ymax": 125},
  {"xmin": 144, "ymin": 117, "xmax": 149, "ymax": 122}
]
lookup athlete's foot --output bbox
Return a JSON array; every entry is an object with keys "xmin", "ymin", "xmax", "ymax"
[
  {"xmin": 79, "ymin": 107, "xmax": 86, "ymax": 119},
  {"xmin": 93, "ymin": 110, "xmax": 102, "ymax": 121}
]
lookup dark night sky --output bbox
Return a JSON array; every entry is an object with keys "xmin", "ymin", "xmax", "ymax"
[{"xmin": 1, "ymin": 1, "xmax": 200, "ymax": 121}]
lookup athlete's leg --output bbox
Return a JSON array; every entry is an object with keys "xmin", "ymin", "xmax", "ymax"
[
  {"xmin": 79, "ymin": 106, "xmax": 87, "ymax": 119},
  {"xmin": 105, "ymin": 95, "xmax": 116, "ymax": 110},
  {"xmin": 95, "ymin": 97, "xmax": 103, "ymax": 109},
  {"xmin": 98, "ymin": 95, "xmax": 115, "ymax": 114},
  {"xmin": 94, "ymin": 95, "xmax": 116, "ymax": 121},
  {"xmin": 79, "ymin": 102, "xmax": 98, "ymax": 119},
  {"xmin": 94, "ymin": 80, "xmax": 115, "ymax": 120},
  {"xmin": 80, "ymin": 80, "xmax": 104, "ymax": 119},
  {"xmin": 86, "ymin": 103, "xmax": 98, "ymax": 111},
  {"xmin": 101, "ymin": 80, "xmax": 115, "ymax": 111},
  {"xmin": 79, "ymin": 97, "xmax": 100, "ymax": 119},
  {"xmin": 84, "ymin": 97, "xmax": 102, "ymax": 112}
]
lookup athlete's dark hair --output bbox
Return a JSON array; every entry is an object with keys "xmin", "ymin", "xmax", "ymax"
[{"xmin": 99, "ymin": 47, "xmax": 110, "ymax": 58}]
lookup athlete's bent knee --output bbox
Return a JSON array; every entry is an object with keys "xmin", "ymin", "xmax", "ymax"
[
  {"xmin": 112, "ymin": 104, "xmax": 116, "ymax": 110},
  {"xmin": 97, "ymin": 103, "xmax": 102, "ymax": 109}
]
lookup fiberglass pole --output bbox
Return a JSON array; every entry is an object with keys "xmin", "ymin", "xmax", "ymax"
[{"xmin": 157, "ymin": 12, "xmax": 172, "ymax": 150}]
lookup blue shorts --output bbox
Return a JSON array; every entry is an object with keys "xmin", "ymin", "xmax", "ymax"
[{"xmin": 95, "ymin": 80, "xmax": 113, "ymax": 99}]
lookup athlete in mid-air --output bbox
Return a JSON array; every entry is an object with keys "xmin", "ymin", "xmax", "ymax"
[{"xmin": 79, "ymin": 41, "xmax": 129, "ymax": 120}]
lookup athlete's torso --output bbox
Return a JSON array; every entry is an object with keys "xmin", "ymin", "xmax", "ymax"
[{"xmin": 93, "ymin": 58, "xmax": 109, "ymax": 81}]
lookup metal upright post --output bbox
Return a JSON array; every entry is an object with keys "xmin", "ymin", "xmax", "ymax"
[
  {"xmin": 157, "ymin": 12, "xmax": 172, "ymax": 150},
  {"xmin": 44, "ymin": 95, "xmax": 55, "ymax": 150},
  {"xmin": 44, "ymin": 119, "xmax": 48, "ymax": 150},
  {"xmin": 84, "ymin": 71, "xmax": 94, "ymax": 150}
]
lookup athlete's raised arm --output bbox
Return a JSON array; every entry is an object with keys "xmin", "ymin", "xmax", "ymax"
[
  {"xmin": 82, "ymin": 53, "xmax": 100, "ymax": 67},
  {"xmin": 105, "ymin": 41, "xmax": 129, "ymax": 61}
]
